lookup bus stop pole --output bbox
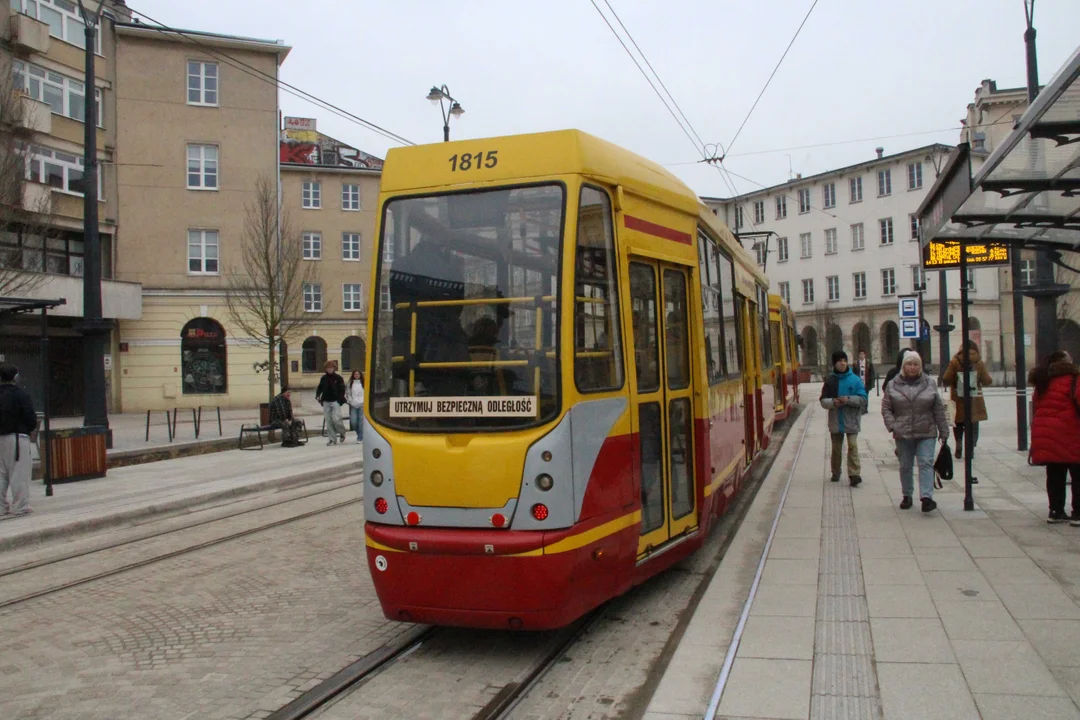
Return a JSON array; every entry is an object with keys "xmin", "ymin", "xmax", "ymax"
[{"xmin": 960, "ymin": 243, "xmax": 975, "ymax": 511}]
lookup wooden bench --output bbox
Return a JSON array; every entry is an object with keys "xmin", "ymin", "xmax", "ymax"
[{"xmin": 238, "ymin": 420, "xmax": 308, "ymax": 450}]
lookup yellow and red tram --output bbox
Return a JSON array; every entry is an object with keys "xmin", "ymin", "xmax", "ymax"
[
  {"xmin": 363, "ymin": 130, "xmax": 776, "ymax": 629},
  {"xmin": 768, "ymin": 293, "xmax": 800, "ymax": 421}
]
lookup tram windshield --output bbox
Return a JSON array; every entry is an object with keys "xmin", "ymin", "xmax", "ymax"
[{"xmin": 369, "ymin": 184, "xmax": 564, "ymax": 431}]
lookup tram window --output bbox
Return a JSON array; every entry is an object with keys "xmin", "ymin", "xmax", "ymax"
[
  {"xmin": 758, "ymin": 286, "xmax": 772, "ymax": 368},
  {"xmin": 664, "ymin": 269, "xmax": 690, "ymax": 390},
  {"xmin": 697, "ymin": 230, "xmax": 724, "ymax": 384},
  {"xmin": 714, "ymin": 246, "xmax": 741, "ymax": 375},
  {"xmin": 669, "ymin": 397, "xmax": 694, "ymax": 520},
  {"xmin": 574, "ymin": 186, "xmax": 624, "ymax": 392},
  {"xmin": 771, "ymin": 320, "xmax": 782, "ymax": 365},
  {"xmin": 638, "ymin": 402, "xmax": 665, "ymax": 535},
  {"xmin": 630, "ymin": 263, "xmax": 660, "ymax": 393}
]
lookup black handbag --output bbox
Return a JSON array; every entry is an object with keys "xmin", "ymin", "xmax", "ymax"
[{"xmin": 934, "ymin": 442, "xmax": 953, "ymax": 488}]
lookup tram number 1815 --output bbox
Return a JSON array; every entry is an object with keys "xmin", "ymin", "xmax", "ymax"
[{"xmin": 449, "ymin": 150, "xmax": 499, "ymax": 172}]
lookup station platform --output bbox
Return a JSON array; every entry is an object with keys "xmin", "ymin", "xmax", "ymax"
[{"xmin": 646, "ymin": 386, "xmax": 1080, "ymax": 720}]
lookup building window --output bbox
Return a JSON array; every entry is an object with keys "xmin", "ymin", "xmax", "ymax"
[
  {"xmin": 302, "ymin": 180, "xmax": 321, "ymax": 209},
  {"xmin": 777, "ymin": 236, "xmax": 789, "ymax": 262},
  {"xmin": 908, "ymin": 161, "xmax": 923, "ymax": 190},
  {"xmin": 824, "ymin": 228, "xmax": 838, "ymax": 255},
  {"xmin": 798, "ymin": 188, "xmax": 811, "ymax": 214},
  {"xmin": 343, "ymin": 283, "xmax": 363, "ymax": 311},
  {"xmin": 302, "ymin": 232, "xmax": 321, "ymax": 260},
  {"xmin": 753, "ymin": 200, "xmax": 765, "ymax": 224},
  {"xmin": 342, "ymin": 232, "xmax": 361, "ymax": 260},
  {"xmin": 966, "ymin": 268, "xmax": 976, "ymax": 290},
  {"xmin": 851, "ymin": 223, "xmax": 865, "ymax": 251},
  {"xmin": 187, "ymin": 229, "xmax": 219, "ymax": 274},
  {"xmin": 910, "ymin": 214, "xmax": 920, "ymax": 241},
  {"xmin": 800, "ymin": 232, "xmax": 812, "ymax": 258},
  {"xmin": 187, "ymin": 61, "xmax": 218, "ymax": 106},
  {"xmin": 342, "ymin": 183, "xmax": 360, "ymax": 211},
  {"xmin": 0, "ymin": 229, "xmax": 93, "ymax": 278},
  {"xmin": 13, "ymin": 60, "xmax": 103, "ymax": 126},
  {"xmin": 10, "ymin": 0, "xmax": 102, "ymax": 53},
  {"xmin": 180, "ymin": 317, "xmax": 227, "ymax": 395},
  {"xmin": 301, "ymin": 336, "xmax": 327, "ymax": 373},
  {"xmin": 850, "ymin": 176, "xmax": 863, "ymax": 203},
  {"xmin": 912, "ymin": 265, "xmax": 925, "ymax": 291},
  {"xmin": 823, "ymin": 183, "xmax": 836, "ymax": 209},
  {"xmin": 827, "ymin": 275, "xmax": 840, "ymax": 301},
  {"xmin": 878, "ymin": 168, "xmax": 892, "ymax": 196},
  {"xmin": 27, "ymin": 145, "xmax": 101, "ymax": 196},
  {"xmin": 854, "ymin": 272, "xmax": 867, "ymax": 299},
  {"xmin": 879, "ymin": 217, "xmax": 894, "ymax": 245},
  {"xmin": 753, "ymin": 242, "xmax": 766, "ymax": 266},
  {"xmin": 1019, "ymin": 259, "xmax": 1035, "ymax": 286},
  {"xmin": 778, "ymin": 281, "xmax": 790, "ymax": 304},
  {"xmin": 379, "ymin": 284, "xmax": 392, "ymax": 311},
  {"xmin": 382, "ymin": 240, "xmax": 395, "ymax": 264},
  {"xmin": 802, "ymin": 278, "xmax": 814, "ymax": 304},
  {"xmin": 186, "ymin": 144, "xmax": 218, "ymax": 190},
  {"xmin": 881, "ymin": 268, "xmax": 896, "ymax": 296},
  {"xmin": 776, "ymin": 195, "xmax": 787, "ymax": 219},
  {"xmin": 303, "ymin": 283, "xmax": 322, "ymax": 312},
  {"xmin": 735, "ymin": 206, "xmax": 744, "ymax": 230}
]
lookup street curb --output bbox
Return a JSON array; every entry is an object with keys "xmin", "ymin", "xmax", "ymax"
[
  {"xmin": 1, "ymin": 460, "xmax": 363, "ymax": 554},
  {"xmin": 106, "ymin": 437, "xmax": 239, "ymax": 469}
]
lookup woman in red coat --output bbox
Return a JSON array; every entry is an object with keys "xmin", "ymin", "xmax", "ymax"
[{"xmin": 1029, "ymin": 351, "xmax": 1080, "ymax": 524}]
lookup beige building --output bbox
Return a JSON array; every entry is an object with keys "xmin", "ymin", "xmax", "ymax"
[
  {"xmin": 113, "ymin": 23, "xmax": 289, "ymax": 411},
  {"xmin": 962, "ymin": 79, "xmax": 1080, "ymax": 370},
  {"xmin": 0, "ymin": 0, "xmax": 141, "ymax": 416}
]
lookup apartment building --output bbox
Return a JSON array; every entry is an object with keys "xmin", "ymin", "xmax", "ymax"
[
  {"xmin": 113, "ymin": 22, "xmax": 290, "ymax": 410},
  {"xmin": 0, "ymin": 0, "xmax": 141, "ymax": 416},
  {"xmin": 962, "ymin": 79, "xmax": 1080, "ymax": 368},
  {"xmin": 278, "ymin": 121, "xmax": 383, "ymax": 397},
  {"xmin": 704, "ymin": 144, "xmax": 1003, "ymax": 372}
]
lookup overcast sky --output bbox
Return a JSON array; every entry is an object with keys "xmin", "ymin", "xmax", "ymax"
[{"xmin": 130, "ymin": 0, "xmax": 1078, "ymax": 198}]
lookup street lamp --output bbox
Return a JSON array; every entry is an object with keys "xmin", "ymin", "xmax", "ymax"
[{"xmin": 426, "ymin": 85, "xmax": 464, "ymax": 142}]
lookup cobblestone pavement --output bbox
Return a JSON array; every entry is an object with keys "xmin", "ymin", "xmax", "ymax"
[{"xmin": 0, "ymin": 497, "xmax": 407, "ymax": 720}]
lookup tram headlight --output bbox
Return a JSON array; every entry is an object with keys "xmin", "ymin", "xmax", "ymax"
[
  {"xmin": 535, "ymin": 473, "xmax": 554, "ymax": 492},
  {"xmin": 370, "ymin": 470, "xmax": 384, "ymax": 487}
]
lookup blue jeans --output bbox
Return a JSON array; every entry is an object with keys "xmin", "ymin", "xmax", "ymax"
[
  {"xmin": 349, "ymin": 406, "xmax": 363, "ymax": 441},
  {"xmin": 896, "ymin": 437, "xmax": 937, "ymax": 499}
]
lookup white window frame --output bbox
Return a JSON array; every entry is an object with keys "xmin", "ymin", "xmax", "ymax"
[
  {"xmin": 911, "ymin": 265, "xmax": 925, "ymax": 291},
  {"xmin": 827, "ymin": 275, "xmax": 840, "ymax": 302},
  {"xmin": 753, "ymin": 242, "xmax": 766, "ymax": 266},
  {"xmin": 187, "ymin": 229, "xmax": 219, "ymax": 275},
  {"xmin": 778, "ymin": 281, "xmax": 790, "ymax": 304},
  {"xmin": 302, "ymin": 180, "xmax": 321, "ymax": 209},
  {"xmin": 850, "ymin": 176, "xmax": 863, "ymax": 203},
  {"xmin": 753, "ymin": 200, "xmax": 765, "ymax": 225},
  {"xmin": 823, "ymin": 182, "xmax": 836, "ymax": 209},
  {"xmin": 910, "ymin": 214, "xmax": 920, "ymax": 241},
  {"xmin": 775, "ymin": 195, "xmax": 787, "ymax": 219},
  {"xmin": 735, "ymin": 206, "xmax": 744, "ymax": 230},
  {"xmin": 907, "ymin": 161, "xmax": 923, "ymax": 190},
  {"xmin": 303, "ymin": 283, "xmax": 322, "ymax": 313},
  {"xmin": 187, "ymin": 60, "xmax": 219, "ymax": 106},
  {"xmin": 966, "ymin": 268, "xmax": 977, "ymax": 290},
  {"xmin": 853, "ymin": 272, "xmax": 867, "ymax": 299},
  {"xmin": 1019, "ymin": 258, "xmax": 1035, "ymax": 287},
  {"xmin": 302, "ymin": 232, "xmax": 322, "ymax": 260},
  {"xmin": 801, "ymin": 278, "xmax": 814, "ymax": 305},
  {"xmin": 379, "ymin": 284, "xmax": 392, "ymax": 312},
  {"xmin": 342, "ymin": 232, "xmax": 361, "ymax": 261},
  {"xmin": 13, "ymin": 60, "xmax": 103, "ymax": 127},
  {"xmin": 800, "ymin": 232, "xmax": 812, "ymax": 259},
  {"xmin": 27, "ymin": 145, "xmax": 101, "ymax": 197},
  {"xmin": 777, "ymin": 236, "xmax": 788, "ymax": 262},
  {"xmin": 824, "ymin": 228, "xmax": 838, "ymax": 255},
  {"xmin": 11, "ymin": 0, "xmax": 103, "ymax": 54},
  {"xmin": 342, "ymin": 283, "xmax": 363, "ymax": 312},
  {"xmin": 342, "ymin": 183, "xmax": 361, "ymax": 211},
  {"xmin": 877, "ymin": 168, "xmax": 892, "ymax": 197},
  {"xmin": 879, "ymin": 217, "xmax": 894, "ymax": 246},
  {"xmin": 851, "ymin": 223, "xmax": 865, "ymax": 251},
  {"xmin": 881, "ymin": 268, "xmax": 896, "ymax": 296},
  {"xmin": 798, "ymin": 188, "xmax": 811, "ymax": 214},
  {"xmin": 186, "ymin": 144, "xmax": 218, "ymax": 190}
]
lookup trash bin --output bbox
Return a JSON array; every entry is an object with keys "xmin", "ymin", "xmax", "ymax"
[
  {"xmin": 45, "ymin": 426, "xmax": 107, "ymax": 483},
  {"xmin": 259, "ymin": 403, "xmax": 270, "ymax": 426}
]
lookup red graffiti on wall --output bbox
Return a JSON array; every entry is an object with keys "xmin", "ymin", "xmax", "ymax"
[{"xmin": 280, "ymin": 142, "xmax": 320, "ymax": 165}]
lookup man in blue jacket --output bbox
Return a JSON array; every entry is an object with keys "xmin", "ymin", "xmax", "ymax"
[{"xmin": 820, "ymin": 350, "xmax": 867, "ymax": 486}]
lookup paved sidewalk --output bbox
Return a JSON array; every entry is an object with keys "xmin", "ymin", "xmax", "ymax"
[{"xmin": 646, "ymin": 386, "xmax": 1080, "ymax": 720}]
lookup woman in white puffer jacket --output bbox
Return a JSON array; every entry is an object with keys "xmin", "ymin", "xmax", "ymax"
[{"xmin": 346, "ymin": 370, "xmax": 365, "ymax": 443}]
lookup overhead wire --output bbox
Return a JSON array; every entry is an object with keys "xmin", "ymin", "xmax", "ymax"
[{"xmin": 126, "ymin": 8, "xmax": 415, "ymax": 147}]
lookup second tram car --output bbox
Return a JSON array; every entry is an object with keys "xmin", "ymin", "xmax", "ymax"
[
  {"xmin": 363, "ymin": 130, "xmax": 776, "ymax": 629},
  {"xmin": 768, "ymin": 294, "xmax": 800, "ymax": 421}
]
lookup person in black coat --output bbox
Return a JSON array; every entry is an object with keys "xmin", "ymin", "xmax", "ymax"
[
  {"xmin": 0, "ymin": 363, "xmax": 38, "ymax": 516},
  {"xmin": 315, "ymin": 362, "xmax": 347, "ymax": 445}
]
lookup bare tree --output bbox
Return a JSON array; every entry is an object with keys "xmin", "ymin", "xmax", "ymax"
[
  {"xmin": 0, "ymin": 55, "xmax": 55, "ymax": 297},
  {"xmin": 225, "ymin": 175, "xmax": 319, "ymax": 405}
]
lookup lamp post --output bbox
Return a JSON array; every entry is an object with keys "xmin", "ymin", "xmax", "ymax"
[
  {"xmin": 426, "ymin": 85, "xmax": 464, "ymax": 142},
  {"xmin": 76, "ymin": 0, "xmax": 109, "ymax": 435}
]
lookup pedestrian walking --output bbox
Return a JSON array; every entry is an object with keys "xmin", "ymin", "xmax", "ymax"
[
  {"xmin": 0, "ymin": 363, "xmax": 38, "ymax": 517},
  {"xmin": 1028, "ymin": 351, "xmax": 1080, "ymax": 524},
  {"xmin": 820, "ymin": 350, "xmax": 867, "ymax": 486},
  {"xmin": 346, "ymin": 370, "xmax": 365, "ymax": 443},
  {"xmin": 856, "ymin": 350, "xmax": 876, "ymax": 394},
  {"xmin": 268, "ymin": 387, "xmax": 305, "ymax": 447},
  {"xmin": 315, "ymin": 362, "xmax": 347, "ymax": 445},
  {"xmin": 881, "ymin": 347, "xmax": 916, "ymax": 393},
  {"xmin": 942, "ymin": 340, "xmax": 993, "ymax": 460},
  {"xmin": 882, "ymin": 352, "xmax": 950, "ymax": 512}
]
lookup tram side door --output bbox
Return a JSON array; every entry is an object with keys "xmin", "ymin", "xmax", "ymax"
[
  {"xmin": 628, "ymin": 259, "xmax": 698, "ymax": 558},
  {"xmin": 739, "ymin": 296, "xmax": 759, "ymax": 463}
]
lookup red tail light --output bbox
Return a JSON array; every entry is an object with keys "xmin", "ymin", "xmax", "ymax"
[
  {"xmin": 490, "ymin": 513, "xmax": 506, "ymax": 528},
  {"xmin": 531, "ymin": 503, "xmax": 549, "ymax": 521},
  {"xmin": 406, "ymin": 511, "xmax": 421, "ymax": 526},
  {"xmin": 374, "ymin": 498, "xmax": 388, "ymax": 514}
]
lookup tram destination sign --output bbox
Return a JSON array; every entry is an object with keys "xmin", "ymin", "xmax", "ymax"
[
  {"xmin": 922, "ymin": 240, "xmax": 1011, "ymax": 270},
  {"xmin": 390, "ymin": 396, "xmax": 537, "ymax": 418}
]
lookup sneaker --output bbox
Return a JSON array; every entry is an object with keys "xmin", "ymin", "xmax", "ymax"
[
  {"xmin": 830, "ymin": 474, "xmax": 840, "ymax": 483},
  {"xmin": 1070, "ymin": 514, "xmax": 1080, "ymax": 527},
  {"xmin": 11, "ymin": 508, "xmax": 32, "ymax": 516},
  {"xmin": 1048, "ymin": 509, "xmax": 1068, "ymax": 524},
  {"xmin": 339, "ymin": 434, "xmax": 346, "ymax": 442},
  {"xmin": 849, "ymin": 475, "xmax": 862, "ymax": 487},
  {"xmin": 327, "ymin": 440, "xmax": 336, "ymax": 446},
  {"xmin": 921, "ymin": 497, "xmax": 937, "ymax": 513},
  {"xmin": 900, "ymin": 496, "xmax": 913, "ymax": 510}
]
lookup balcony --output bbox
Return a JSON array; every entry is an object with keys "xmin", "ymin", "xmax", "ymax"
[
  {"xmin": 9, "ymin": 13, "xmax": 51, "ymax": 55},
  {"xmin": 9, "ymin": 92, "xmax": 52, "ymax": 135},
  {"xmin": 22, "ymin": 275, "xmax": 143, "ymax": 320},
  {"xmin": 21, "ymin": 181, "xmax": 52, "ymax": 215}
]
